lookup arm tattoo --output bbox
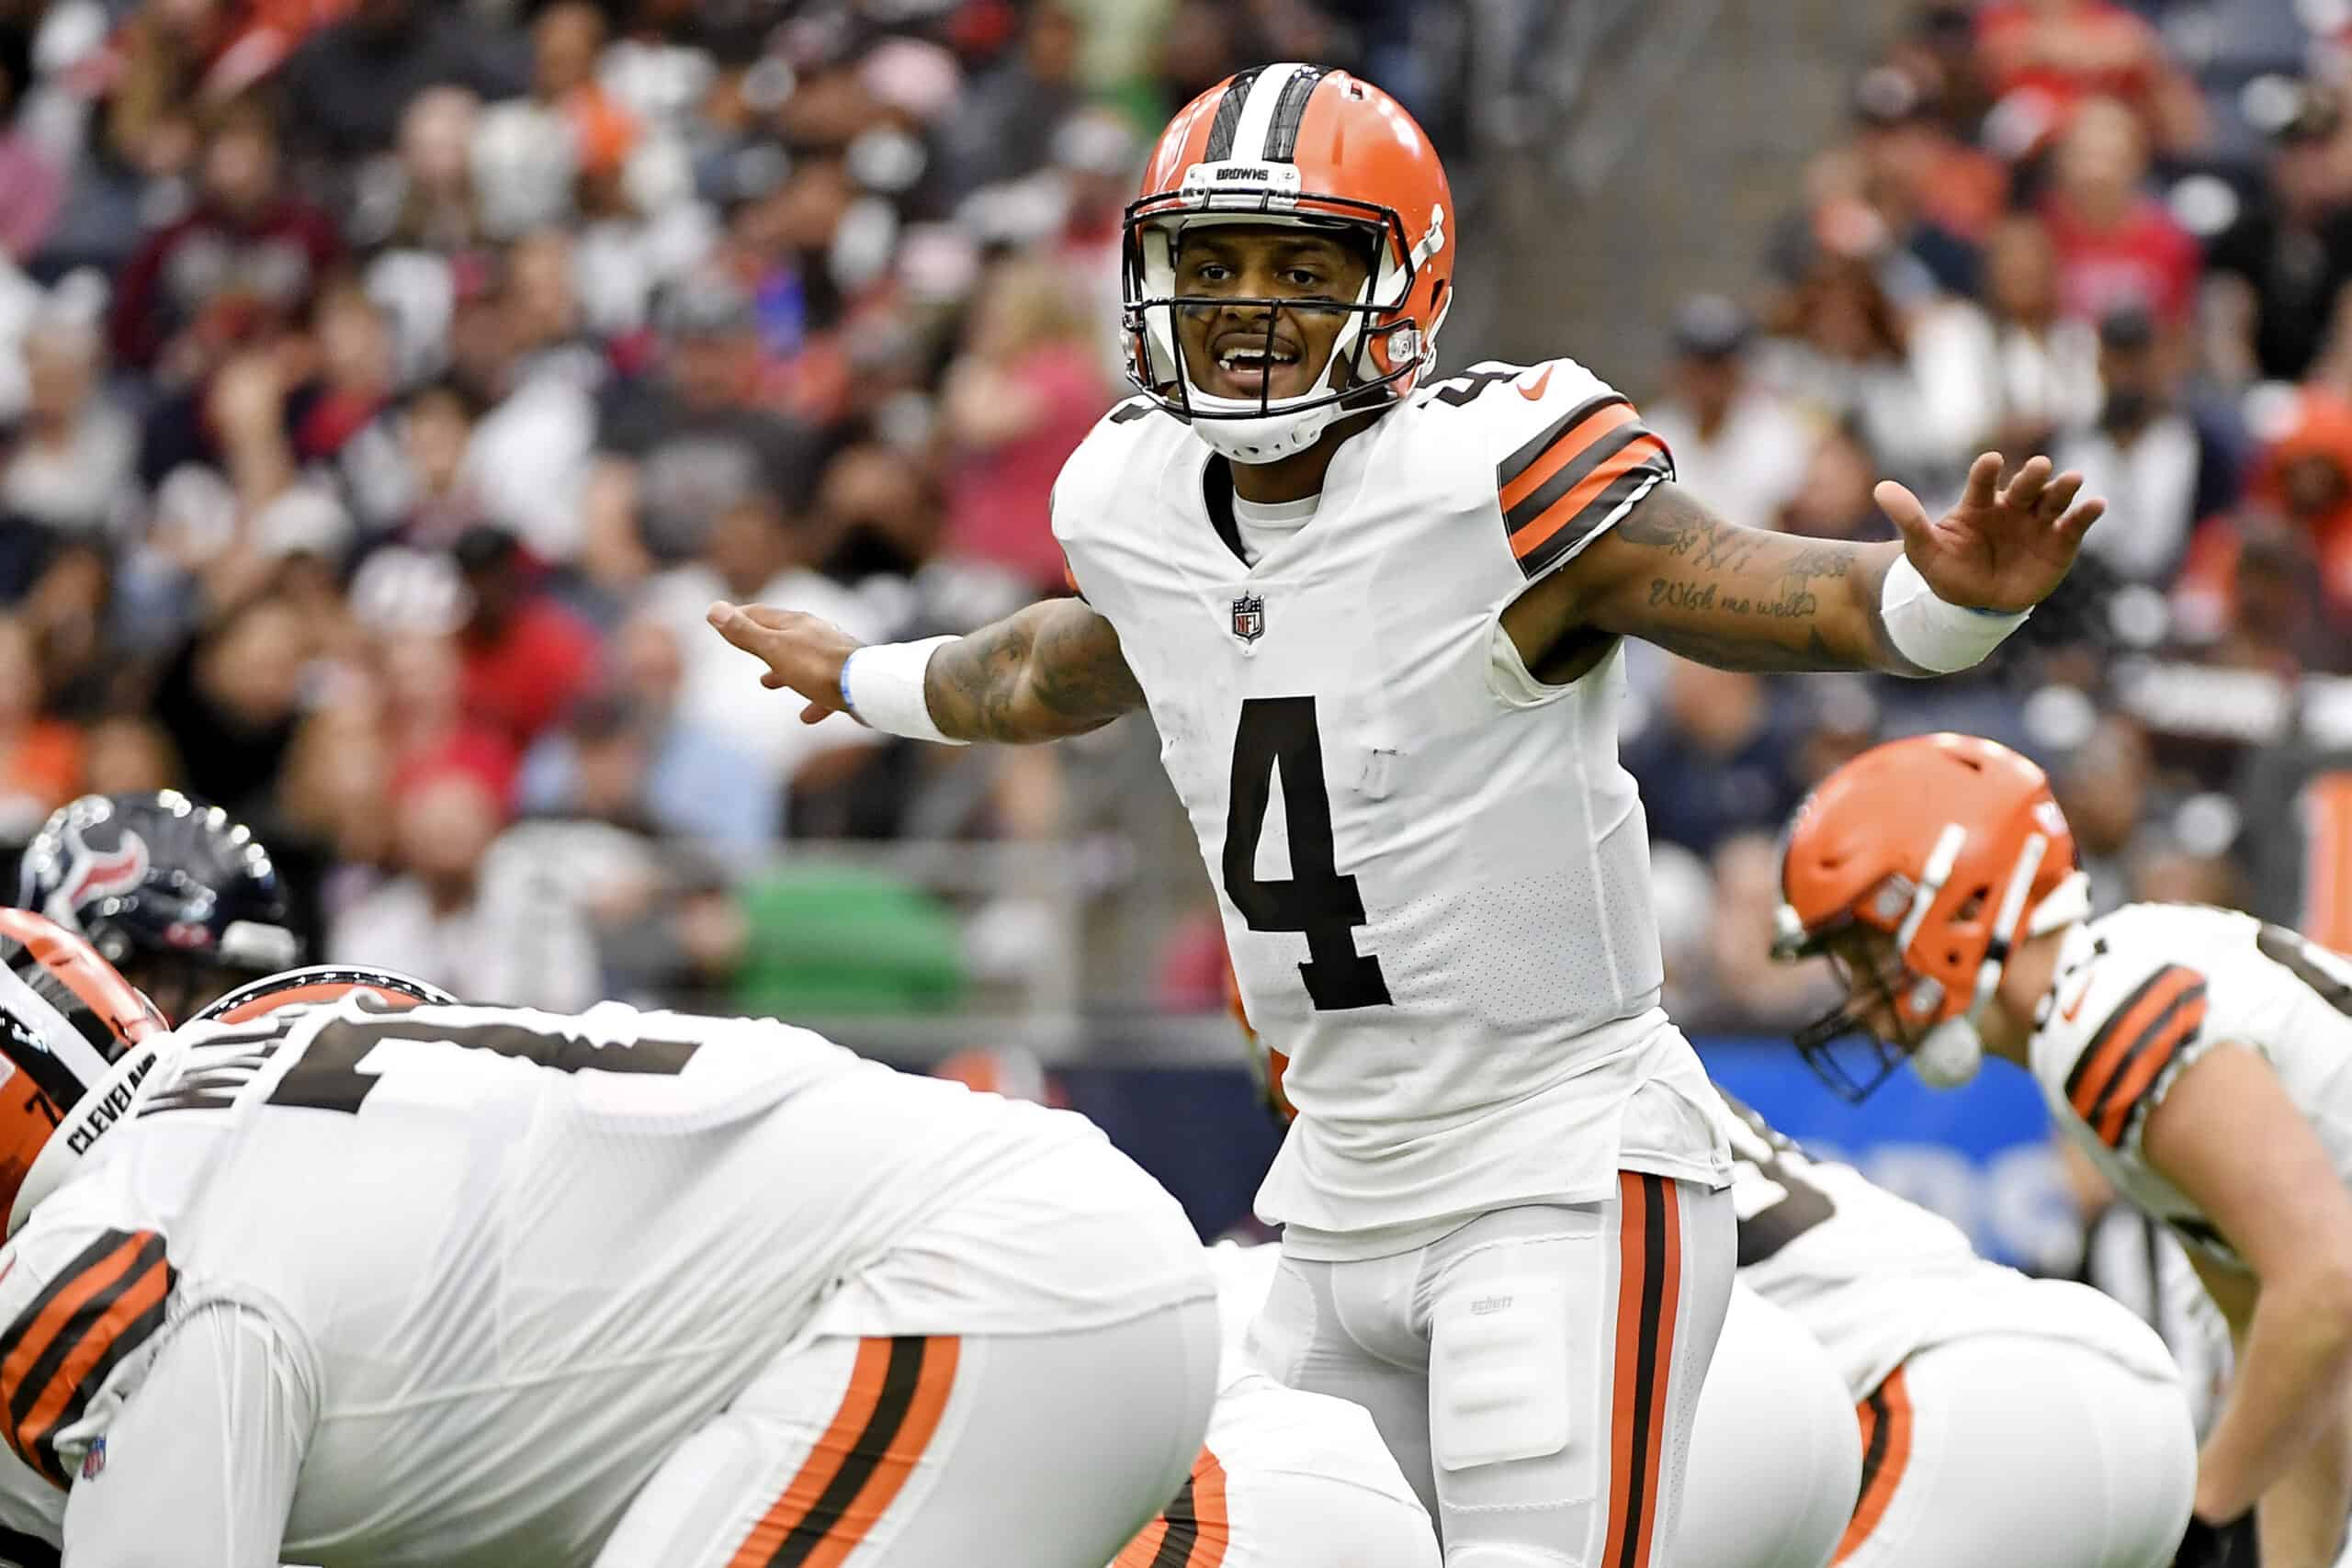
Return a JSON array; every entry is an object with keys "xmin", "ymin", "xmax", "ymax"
[
  {"xmin": 923, "ymin": 599, "xmax": 1146, "ymax": 743},
  {"xmin": 1587, "ymin": 484, "xmax": 1923, "ymax": 674}
]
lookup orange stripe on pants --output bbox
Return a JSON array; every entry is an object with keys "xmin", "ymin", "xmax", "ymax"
[
  {"xmin": 725, "ymin": 1337, "xmax": 959, "ymax": 1568},
  {"xmin": 1603, "ymin": 1172, "xmax": 1683, "ymax": 1568},
  {"xmin": 1833, "ymin": 1366, "xmax": 1914, "ymax": 1563}
]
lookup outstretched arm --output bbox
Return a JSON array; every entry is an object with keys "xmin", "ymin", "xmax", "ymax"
[
  {"xmin": 1502, "ymin": 453, "xmax": 2102, "ymax": 678},
  {"xmin": 708, "ymin": 597, "xmax": 1145, "ymax": 745}
]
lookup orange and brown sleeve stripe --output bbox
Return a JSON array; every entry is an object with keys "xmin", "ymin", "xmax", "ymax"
[
  {"xmin": 727, "ymin": 1335, "xmax": 959, "ymax": 1568},
  {"xmin": 1496, "ymin": 395, "xmax": 1674, "ymax": 580},
  {"xmin": 1114, "ymin": 1445, "xmax": 1231, "ymax": 1568},
  {"xmin": 2063, "ymin": 965, "xmax": 2209, "ymax": 1149},
  {"xmin": 1832, "ymin": 1366, "xmax": 1913, "ymax": 1563},
  {"xmin": 1602, "ymin": 1170, "xmax": 1683, "ymax": 1568},
  {"xmin": 0, "ymin": 1228, "xmax": 174, "ymax": 1489}
]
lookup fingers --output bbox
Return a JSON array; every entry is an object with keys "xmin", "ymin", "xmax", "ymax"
[
  {"xmin": 1873, "ymin": 479, "xmax": 1931, "ymax": 539},
  {"xmin": 1999, "ymin": 454, "xmax": 2052, "ymax": 513},
  {"xmin": 1961, "ymin": 452, "xmax": 2003, "ymax": 509},
  {"xmin": 2055, "ymin": 497, "xmax": 2105, "ymax": 544},
  {"xmin": 2037, "ymin": 469, "xmax": 2085, "ymax": 521},
  {"xmin": 707, "ymin": 601, "xmax": 764, "ymax": 652}
]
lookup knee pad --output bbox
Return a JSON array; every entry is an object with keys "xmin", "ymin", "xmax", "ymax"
[{"xmin": 1442, "ymin": 1542, "xmax": 1575, "ymax": 1568}]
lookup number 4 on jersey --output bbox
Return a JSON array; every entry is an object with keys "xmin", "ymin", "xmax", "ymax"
[{"xmin": 1223, "ymin": 697, "xmax": 1392, "ymax": 1011}]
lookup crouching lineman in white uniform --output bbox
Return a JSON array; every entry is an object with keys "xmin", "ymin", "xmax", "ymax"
[
  {"xmin": 1777, "ymin": 732, "xmax": 2352, "ymax": 1567},
  {"xmin": 1685, "ymin": 1087, "xmax": 2194, "ymax": 1568},
  {"xmin": 713, "ymin": 58, "xmax": 2106, "ymax": 1568},
  {"xmin": 1113, "ymin": 1240, "xmax": 1439, "ymax": 1568},
  {"xmin": 0, "ymin": 957, "xmax": 1218, "ymax": 1568}
]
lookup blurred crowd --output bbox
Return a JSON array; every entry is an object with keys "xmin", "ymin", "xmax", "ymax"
[
  {"xmin": 0, "ymin": 0, "xmax": 1446, "ymax": 1021},
  {"xmin": 0, "ymin": 0, "xmax": 2346, "ymax": 1033},
  {"xmin": 1628, "ymin": 0, "xmax": 2352, "ymax": 1035}
]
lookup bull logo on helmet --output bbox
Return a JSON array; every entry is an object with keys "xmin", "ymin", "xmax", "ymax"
[{"xmin": 56, "ymin": 829, "xmax": 149, "ymax": 917}]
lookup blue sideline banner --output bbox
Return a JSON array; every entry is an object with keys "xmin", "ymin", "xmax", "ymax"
[
  {"xmin": 971, "ymin": 1038, "xmax": 2075, "ymax": 1269},
  {"xmin": 1702, "ymin": 1039, "xmax": 2073, "ymax": 1269}
]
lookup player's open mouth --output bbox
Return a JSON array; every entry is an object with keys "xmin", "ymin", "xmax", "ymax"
[{"xmin": 1204, "ymin": 333, "xmax": 1307, "ymax": 400}]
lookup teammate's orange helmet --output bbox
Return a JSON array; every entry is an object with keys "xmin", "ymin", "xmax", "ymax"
[
  {"xmin": 1124, "ymin": 63, "xmax": 1454, "ymax": 462},
  {"xmin": 1775, "ymin": 734, "xmax": 2089, "ymax": 1100},
  {"xmin": 190, "ymin": 964, "xmax": 455, "ymax": 1026},
  {"xmin": 0, "ymin": 909, "xmax": 165, "ymax": 1224}
]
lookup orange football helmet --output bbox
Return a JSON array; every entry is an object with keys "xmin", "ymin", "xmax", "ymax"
[
  {"xmin": 0, "ymin": 908, "xmax": 166, "ymax": 1224},
  {"xmin": 1775, "ymin": 734, "xmax": 2090, "ymax": 1100},
  {"xmin": 1124, "ymin": 63, "xmax": 1454, "ymax": 463},
  {"xmin": 190, "ymin": 964, "xmax": 455, "ymax": 1026}
]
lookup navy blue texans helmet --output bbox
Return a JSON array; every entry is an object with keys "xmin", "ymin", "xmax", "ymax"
[{"xmin": 18, "ymin": 792, "xmax": 301, "ymax": 1024}]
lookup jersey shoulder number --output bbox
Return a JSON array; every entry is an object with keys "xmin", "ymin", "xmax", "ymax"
[{"xmin": 1416, "ymin": 358, "xmax": 1675, "ymax": 579}]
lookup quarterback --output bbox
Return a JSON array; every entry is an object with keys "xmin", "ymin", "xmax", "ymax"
[
  {"xmin": 1778, "ymin": 734, "xmax": 2352, "ymax": 1566},
  {"xmin": 0, "ymin": 954, "xmax": 1218, "ymax": 1568},
  {"xmin": 712, "ymin": 63, "xmax": 2100, "ymax": 1563}
]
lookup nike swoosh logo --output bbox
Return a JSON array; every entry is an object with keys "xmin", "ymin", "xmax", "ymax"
[
  {"xmin": 1518, "ymin": 367, "xmax": 1554, "ymax": 401},
  {"xmin": 2060, "ymin": 977, "xmax": 2094, "ymax": 1024}
]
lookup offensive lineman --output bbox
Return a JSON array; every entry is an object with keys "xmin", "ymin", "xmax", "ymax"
[
  {"xmin": 0, "ymin": 957, "xmax": 1219, "ymax": 1568},
  {"xmin": 710, "ymin": 63, "xmax": 2103, "ymax": 1563},
  {"xmin": 1777, "ymin": 733, "xmax": 2352, "ymax": 1566},
  {"xmin": 1699, "ymin": 1089, "xmax": 2194, "ymax": 1568}
]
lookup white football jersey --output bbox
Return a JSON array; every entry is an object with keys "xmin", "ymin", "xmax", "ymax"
[
  {"xmin": 2029, "ymin": 902, "xmax": 2352, "ymax": 1269},
  {"xmin": 1056, "ymin": 362, "xmax": 1729, "ymax": 1253},
  {"xmin": 0, "ymin": 997, "xmax": 1200, "ymax": 1567},
  {"xmin": 1713, "ymin": 1087, "xmax": 2174, "ymax": 1398}
]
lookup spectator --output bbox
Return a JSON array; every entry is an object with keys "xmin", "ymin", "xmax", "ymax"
[
  {"xmin": 939, "ymin": 255, "xmax": 1114, "ymax": 596},
  {"xmin": 2177, "ymin": 388, "xmax": 2352, "ymax": 650},
  {"xmin": 2052, "ymin": 715, "xmax": 2154, "ymax": 911},
  {"xmin": 0, "ymin": 614, "xmax": 81, "ymax": 841},
  {"xmin": 0, "ymin": 24, "xmax": 60, "ymax": 265},
  {"xmin": 518, "ymin": 614, "xmax": 779, "ymax": 850},
  {"xmin": 152, "ymin": 590, "xmax": 311, "ymax": 817},
  {"xmin": 108, "ymin": 98, "xmax": 342, "ymax": 377},
  {"xmin": 1624, "ymin": 658, "xmax": 1808, "ymax": 858},
  {"xmin": 939, "ymin": 3, "xmax": 1084, "ymax": 195},
  {"xmin": 1974, "ymin": 0, "xmax": 2205, "ymax": 158},
  {"xmin": 2, "ymin": 308, "xmax": 135, "ymax": 541},
  {"xmin": 2203, "ymin": 82, "xmax": 2352, "ymax": 388},
  {"xmin": 326, "ymin": 763, "xmax": 597, "ymax": 1010},
  {"xmin": 450, "ymin": 524, "xmax": 597, "ymax": 760},
  {"xmin": 1849, "ymin": 63, "xmax": 2007, "ymax": 295},
  {"xmin": 1774, "ymin": 423, "xmax": 1894, "ymax": 541},
  {"xmin": 277, "ymin": 0, "xmax": 527, "ymax": 167},
  {"xmin": 2052, "ymin": 307, "xmax": 2237, "ymax": 584},
  {"xmin": 1757, "ymin": 248, "xmax": 1961, "ymax": 485},
  {"xmin": 588, "ymin": 270, "xmax": 821, "ymax": 586},
  {"xmin": 458, "ymin": 231, "xmax": 603, "ymax": 566},
  {"xmin": 1644, "ymin": 295, "xmax": 1812, "ymax": 529},
  {"xmin": 2039, "ymin": 96, "xmax": 2201, "ymax": 328},
  {"xmin": 1937, "ymin": 213, "xmax": 2104, "ymax": 460}
]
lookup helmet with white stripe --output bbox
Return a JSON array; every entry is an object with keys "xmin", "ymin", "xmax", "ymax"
[
  {"xmin": 1123, "ymin": 64, "xmax": 1455, "ymax": 463},
  {"xmin": 0, "ymin": 909, "xmax": 166, "ymax": 1223}
]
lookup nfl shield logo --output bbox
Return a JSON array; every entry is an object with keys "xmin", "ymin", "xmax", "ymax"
[{"xmin": 1230, "ymin": 593, "xmax": 1266, "ymax": 643}]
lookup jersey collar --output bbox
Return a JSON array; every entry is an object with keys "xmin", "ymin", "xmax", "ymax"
[{"xmin": 10, "ymin": 1039, "xmax": 167, "ymax": 1237}]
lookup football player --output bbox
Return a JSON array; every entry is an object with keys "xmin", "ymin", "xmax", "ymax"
[
  {"xmin": 18, "ymin": 792, "xmax": 300, "ymax": 1023},
  {"xmin": 0, "ymin": 960, "xmax": 1219, "ymax": 1568},
  {"xmin": 1776, "ymin": 733, "xmax": 2352, "ymax": 1566},
  {"xmin": 1699, "ymin": 1089, "xmax": 2194, "ymax": 1568},
  {"xmin": 710, "ymin": 63, "xmax": 2101, "ymax": 1562},
  {"xmin": 1114, "ymin": 1238, "xmax": 1440, "ymax": 1568}
]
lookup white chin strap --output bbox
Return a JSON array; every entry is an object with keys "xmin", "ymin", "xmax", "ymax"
[{"xmin": 1899, "ymin": 827, "xmax": 2054, "ymax": 1091}]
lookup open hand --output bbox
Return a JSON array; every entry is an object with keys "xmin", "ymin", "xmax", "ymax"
[
  {"xmin": 1874, "ymin": 453, "xmax": 2103, "ymax": 613},
  {"xmin": 707, "ymin": 601, "xmax": 863, "ymax": 726}
]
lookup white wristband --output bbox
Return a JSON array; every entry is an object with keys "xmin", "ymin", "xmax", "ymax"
[
  {"xmin": 1880, "ymin": 554, "xmax": 2030, "ymax": 674},
  {"xmin": 839, "ymin": 637, "xmax": 968, "ymax": 745}
]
